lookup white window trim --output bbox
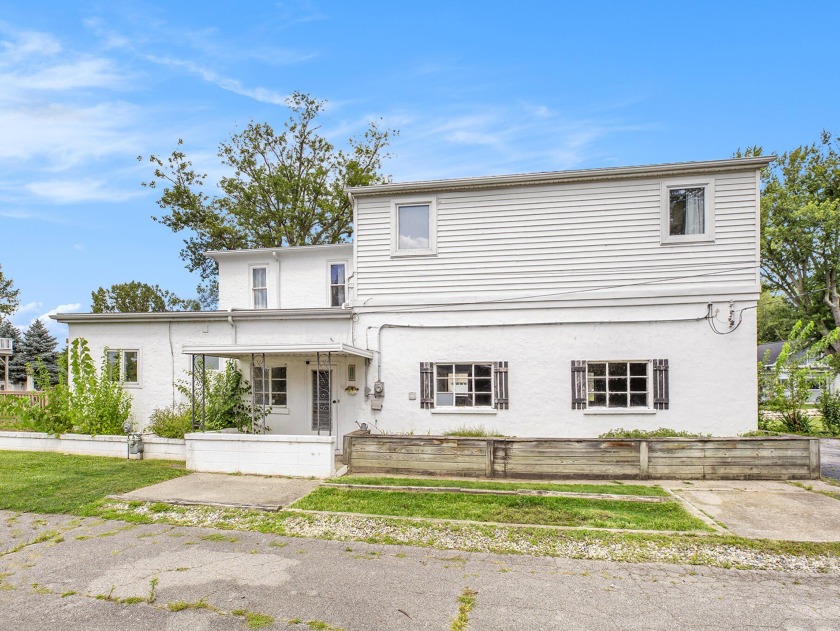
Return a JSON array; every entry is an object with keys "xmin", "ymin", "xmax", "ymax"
[
  {"xmin": 106, "ymin": 348, "xmax": 141, "ymax": 388},
  {"xmin": 326, "ymin": 259, "xmax": 349, "ymax": 308},
  {"xmin": 660, "ymin": 176, "xmax": 715, "ymax": 245},
  {"xmin": 250, "ymin": 264, "xmax": 269, "ymax": 309},
  {"xmin": 253, "ymin": 363, "xmax": 289, "ymax": 413},
  {"xmin": 390, "ymin": 197, "xmax": 437, "ymax": 257},
  {"xmin": 584, "ymin": 359, "xmax": 651, "ymax": 411},
  {"xmin": 433, "ymin": 361, "xmax": 495, "ymax": 411}
]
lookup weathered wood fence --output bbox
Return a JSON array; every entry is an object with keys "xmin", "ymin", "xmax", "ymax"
[
  {"xmin": 0, "ymin": 392, "xmax": 48, "ymax": 408},
  {"xmin": 343, "ymin": 432, "xmax": 820, "ymax": 480}
]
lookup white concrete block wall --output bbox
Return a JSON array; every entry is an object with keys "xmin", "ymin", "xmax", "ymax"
[
  {"xmin": 185, "ymin": 432, "xmax": 335, "ymax": 477},
  {"xmin": 0, "ymin": 431, "xmax": 186, "ymax": 460}
]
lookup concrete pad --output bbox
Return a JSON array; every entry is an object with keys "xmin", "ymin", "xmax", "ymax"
[
  {"xmin": 822, "ymin": 438, "xmax": 840, "ymax": 481},
  {"xmin": 671, "ymin": 482, "xmax": 840, "ymax": 541},
  {"xmin": 116, "ymin": 472, "xmax": 319, "ymax": 510}
]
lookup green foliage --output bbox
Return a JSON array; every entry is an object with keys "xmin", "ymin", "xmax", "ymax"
[
  {"xmin": 598, "ymin": 428, "xmax": 708, "ymax": 438},
  {"xmin": 91, "ymin": 281, "xmax": 200, "ymax": 313},
  {"xmin": 757, "ymin": 286, "xmax": 799, "ymax": 344},
  {"xmin": 142, "ymin": 92, "xmax": 395, "ymax": 304},
  {"xmin": 442, "ymin": 425, "xmax": 505, "ymax": 437},
  {"xmin": 176, "ymin": 360, "xmax": 265, "ymax": 432},
  {"xmin": 0, "ymin": 263, "xmax": 19, "ymax": 316},
  {"xmin": 759, "ymin": 321, "xmax": 840, "ymax": 433},
  {"xmin": 759, "ymin": 132, "xmax": 840, "ymax": 354},
  {"xmin": 148, "ymin": 404, "xmax": 193, "ymax": 439},
  {"xmin": 819, "ymin": 390, "xmax": 840, "ymax": 435},
  {"xmin": 16, "ymin": 319, "xmax": 59, "ymax": 386},
  {"xmin": 1, "ymin": 339, "xmax": 133, "ymax": 436}
]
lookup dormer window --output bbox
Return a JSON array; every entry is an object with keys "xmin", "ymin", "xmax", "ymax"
[
  {"xmin": 252, "ymin": 266, "xmax": 267, "ymax": 309},
  {"xmin": 391, "ymin": 198, "xmax": 437, "ymax": 256}
]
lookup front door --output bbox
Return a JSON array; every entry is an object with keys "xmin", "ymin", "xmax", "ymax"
[{"xmin": 311, "ymin": 369, "xmax": 332, "ymax": 434}]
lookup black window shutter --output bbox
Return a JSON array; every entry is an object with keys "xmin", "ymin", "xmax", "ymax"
[
  {"xmin": 571, "ymin": 360, "xmax": 586, "ymax": 409},
  {"xmin": 420, "ymin": 362, "xmax": 434, "ymax": 409},
  {"xmin": 653, "ymin": 359, "xmax": 669, "ymax": 410},
  {"xmin": 493, "ymin": 361, "xmax": 509, "ymax": 410}
]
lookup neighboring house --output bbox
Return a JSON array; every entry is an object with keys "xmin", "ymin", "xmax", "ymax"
[
  {"xmin": 757, "ymin": 341, "xmax": 838, "ymax": 403},
  {"xmin": 54, "ymin": 156, "xmax": 771, "ymax": 446}
]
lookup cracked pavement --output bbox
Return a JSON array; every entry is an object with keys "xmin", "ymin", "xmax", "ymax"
[{"xmin": 1, "ymin": 510, "xmax": 839, "ymax": 630}]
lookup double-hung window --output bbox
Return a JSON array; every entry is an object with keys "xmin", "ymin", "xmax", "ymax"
[
  {"xmin": 392, "ymin": 199, "xmax": 436, "ymax": 256},
  {"xmin": 435, "ymin": 363, "xmax": 493, "ymax": 408},
  {"xmin": 660, "ymin": 178, "xmax": 715, "ymax": 244},
  {"xmin": 105, "ymin": 349, "xmax": 139, "ymax": 385},
  {"xmin": 329, "ymin": 263, "xmax": 346, "ymax": 307},
  {"xmin": 252, "ymin": 267, "xmax": 268, "ymax": 309},
  {"xmin": 586, "ymin": 361, "xmax": 649, "ymax": 408},
  {"xmin": 253, "ymin": 366, "xmax": 287, "ymax": 407}
]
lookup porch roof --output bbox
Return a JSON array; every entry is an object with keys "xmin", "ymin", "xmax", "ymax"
[{"xmin": 181, "ymin": 342, "xmax": 373, "ymax": 359}]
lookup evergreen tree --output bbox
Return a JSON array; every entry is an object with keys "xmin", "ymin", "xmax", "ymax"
[
  {"xmin": 0, "ymin": 318, "xmax": 25, "ymax": 386},
  {"xmin": 17, "ymin": 319, "xmax": 59, "ymax": 387}
]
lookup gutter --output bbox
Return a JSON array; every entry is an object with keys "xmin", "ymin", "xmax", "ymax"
[{"xmin": 51, "ymin": 308, "xmax": 353, "ymax": 324}]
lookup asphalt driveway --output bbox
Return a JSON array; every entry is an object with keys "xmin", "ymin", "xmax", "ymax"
[
  {"xmin": 1, "ymin": 510, "xmax": 839, "ymax": 630},
  {"xmin": 822, "ymin": 438, "xmax": 840, "ymax": 481}
]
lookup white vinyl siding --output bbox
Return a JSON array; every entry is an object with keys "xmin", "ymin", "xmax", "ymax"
[{"xmin": 355, "ymin": 171, "xmax": 757, "ymax": 303}]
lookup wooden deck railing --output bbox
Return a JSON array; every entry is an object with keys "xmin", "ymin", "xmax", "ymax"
[{"xmin": 0, "ymin": 392, "xmax": 48, "ymax": 408}]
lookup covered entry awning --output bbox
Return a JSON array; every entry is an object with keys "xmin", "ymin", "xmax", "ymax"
[
  {"xmin": 181, "ymin": 342, "xmax": 373, "ymax": 359},
  {"xmin": 183, "ymin": 342, "xmax": 370, "ymax": 436}
]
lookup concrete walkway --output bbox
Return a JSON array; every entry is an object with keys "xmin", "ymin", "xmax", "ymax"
[
  {"xmin": 1, "ymin": 510, "xmax": 839, "ymax": 630},
  {"xmin": 117, "ymin": 473, "xmax": 319, "ymax": 511},
  {"xmin": 662, "ymin": 480, "xmax": 840, "ymax": 541}
]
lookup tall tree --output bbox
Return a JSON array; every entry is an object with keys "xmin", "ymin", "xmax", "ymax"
[
  {"xmin": 16, "ymin": 319, "xmax": 59, "ymax": 386},
  {"xmin": 0, "ymin": 319, "xmax": 25, "ymax": 385},
  {"xmin": 0, "ymin": 264, "xmax": 19, "ymax": 316},
  {"xmin": 91, "ymin": 282, "xmax": 201, "ymax": 313},
  {"xmin": 757, "ymin": 286, "xmax": 799, "ymax": 344},
  {"xmin": 142, "ymin": 91, "xmax": 394, "ymax": 305},
  {"xmin": 758, "ymin": 131, "xmax": 840, "ymax": 354}
]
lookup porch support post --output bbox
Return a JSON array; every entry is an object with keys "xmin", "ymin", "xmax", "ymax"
[
  {"xmin": 251, "ymin": 353, "xmax": 256, "ymax": 432},
  {"xmin": 327, "ymin": 351, "xmax": 332, "ymax": 436},
  {"xmin": 191, "ymin": 354, "xmax": 196, "ymax": 430},
  {"xmin": 316, "ymin": 351, "xmax": 322, "ymax": 436},
  {"xmin": 260, "ymin": 352, "xmax": 267, "ymax": 434},
  {"xmin": 200, "ymin": 354, "xmax": 206, "ymax": 431}
]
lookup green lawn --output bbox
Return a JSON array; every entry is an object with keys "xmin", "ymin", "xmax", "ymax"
[
  {"xmin": 0, "ymin": 451, "xmax": 187, "ymax": 515},
  {"xmin": 292, "ymin": 487, "xmax": 708, "ymax": 532},
  {"xmin": 333, "ymin": 476, "xmax": 668, "ymax": 497}
]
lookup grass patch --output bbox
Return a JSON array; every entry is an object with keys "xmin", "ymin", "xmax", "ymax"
[
  {"xmin": 598, "ymin": 427, "xmax": 709, "ymax": 438},
  {"xmin": 0, "ymin": 451, "xmax": 187, "ymax": 515},
  {"xmin": 333, "ymin": 476, "xmax": 667, "ymax": 497},
  {"xmin": 232, "ymin": 609, "xmax": 274, "ymax": 628},
  {"xmin": 168, "ymin": 599, "xmax": 211, "ymax": 612},
  {"xmin": 201, "ymin": 533, "xmax": 238, "ymax": 543},
  {"xmin": 292, "ymin": 488, "xmax": 707, "ymax": 531},
  {"xmin": 451, "ymin": 587, "xmax": 477, "ymax": 631}
]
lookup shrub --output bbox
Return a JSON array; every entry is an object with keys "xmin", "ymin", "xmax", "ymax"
[
  {"xmin": 819, "ymin": 390, "xmax": 840, "ymax": 435},
  {"xmin": 598, "ymin": 427, "xmax": 709, "ymax": 439},
  {"xmin": 177, "ymin": 361, "xmax": 265, "ymax": 432},
  {"xmin": 148, "ymin": 404, "xmax": 193, "ymax": 439},
  {"xmin": 443, "ymin": 425, "xmax": 505, "ymax": 437}
]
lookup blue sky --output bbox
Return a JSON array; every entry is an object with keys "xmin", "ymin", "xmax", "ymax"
[{"xmin": 1, "ymin": 0, "xmax": 838, "ymax": 340}]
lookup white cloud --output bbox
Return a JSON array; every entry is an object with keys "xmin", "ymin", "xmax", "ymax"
[
  {"xmin": 0, "ymin": 30, "xmax": 61, "ymax": 64},
  {"xmin": 16, "ymin": 301, "xmax": 42, "ymax": 315},
  {"xmin": 144, "ymin": 54, "xmax": 288, "ymax": 105},
  {"xmin": 73, "ymin": 243, "xmax": 85, "ymax": 251},
  {"xmin": 25, "ymin": 178, "xmax": 144, "ymax": 204},
  {"xmin": 39, "ymin": 303, "xmax": 82, "ymax": 341},
  {"xmin": 0, "ymin": 208, "xmax": 69, "ymax": 223}
]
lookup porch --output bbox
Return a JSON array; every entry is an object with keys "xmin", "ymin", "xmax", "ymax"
[{"xmin": 182, "ymin": 342, "xmax": 372, "ymax": 451}]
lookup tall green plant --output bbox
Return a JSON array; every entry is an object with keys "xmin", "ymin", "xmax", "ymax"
[
  {"xmin": 760, "ymin": 321, "xmax": 840, "ymax": 433},
  {"xmin": 177, "ymin": 360, "xmax": 266, "ymax": 433}
]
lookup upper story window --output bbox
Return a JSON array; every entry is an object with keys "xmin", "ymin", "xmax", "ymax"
[
  {"xmin": 392, "ymin": 199, "xmax": 437, "ymax": 256},
  {"xmin": 329, "ymin": 263, "xmax": 346, "ymax": 307},
  {"xmin": 106, "ymin": 349, "xmax": 139, "ymax": 385},
  {"xmin": 660, "ymin": 178, "xmax": 715, "ymax": 244},
  {"xmin": 251, "ymin": 266, "xmax": 268, "ymax": 309}
]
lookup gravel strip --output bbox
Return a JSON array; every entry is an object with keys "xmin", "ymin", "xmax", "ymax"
[{"xmin": 100, "ymin": 501, "xmax": 840, "ymax": 574}]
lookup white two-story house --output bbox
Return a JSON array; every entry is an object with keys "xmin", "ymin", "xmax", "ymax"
[{"xmin": 54, "ymin": 156, "xmax": 771, "ymax": 447}]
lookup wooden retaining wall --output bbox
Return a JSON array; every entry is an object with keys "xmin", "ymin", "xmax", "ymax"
[{"xmin": 343, "ymin": 433, "xmax": 820, "ymax": 480}]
